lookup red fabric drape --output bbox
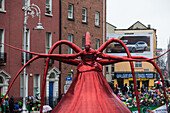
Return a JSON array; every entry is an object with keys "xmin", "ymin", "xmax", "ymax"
[{"xmin": 52, "ymin": 62, "xmax": 131, "ymax": 113}]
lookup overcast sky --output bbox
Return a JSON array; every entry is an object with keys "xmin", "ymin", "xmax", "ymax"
[{"xmin": 106, "ymin": 0, "xmax": 170, "ymax": 49}]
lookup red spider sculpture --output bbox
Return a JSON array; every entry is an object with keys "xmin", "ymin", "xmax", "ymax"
[{"xmin": 0, "ymin": 32, "xmax": 169, "ymax": 113}]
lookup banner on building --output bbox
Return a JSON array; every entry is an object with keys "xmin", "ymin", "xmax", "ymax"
[
  {"xmin": 115, "ymin": 73, "xmax": 155, "ymax": 78},
  {"xmin": 129, "ymin": 105, "xmax": 167, "ymax": 113},
  {"xmin": 106, "ymin": 33, "xmax": 153, "ymax": 58}
]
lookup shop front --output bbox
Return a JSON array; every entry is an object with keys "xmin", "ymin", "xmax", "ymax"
[{"xmin": 114, "ymin": 72, "xmax": 156, "ymax": 90}]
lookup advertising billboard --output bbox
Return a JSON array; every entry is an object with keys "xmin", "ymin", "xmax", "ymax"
[{"xmin": 106, "ymin": 33, "xmax": 153, "ymax": 58}]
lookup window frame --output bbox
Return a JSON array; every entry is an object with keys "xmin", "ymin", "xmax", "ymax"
[
  {"xmin": 82, "ymin": 36, "xmax": 85, "ymax": 50},
  {"xmin": 95, "ymin": 38, "xmax": 100, "ymax": 49},
  {"xmin": 33, "ymin": 74, "xmax": 40, "ymax": 96},
  {"xmin": 45, "ymin": 32, "xmax": 52, "ymax": 54},
  {"xmin": 68, "ymin": 3, "xmax": 74, "ymax": 20},
  {"xmin": 0, "ymin": 29, "xmax": 4, "ymax": 53},
  {"xmin": 23, "ymin": 0, "xmax": 30, "ymax": 9},
  {"xmin": 45, "ymin": 0, "xmax": 52, "ymax": 15},
  {"xmin": 95, "ymin": 11, "xmax": 100, "ymax": 27},
  {"xmin": 111, "ymin": 64, "xmax": 114, "ymax": 73},
  {"xmin": 68, "ymin": 34, "xmax": 73, "ymax": 54},
  {"xmin": 135, "ymin": 61, "xmax": 142, "ymax": 68},
  {"xmin": 82, "ymin": 7, "xmax": 87, "ymax": 23},
  {"xmin": 0, "ymin": 0, "xmax": 6, "ymax": 12}
]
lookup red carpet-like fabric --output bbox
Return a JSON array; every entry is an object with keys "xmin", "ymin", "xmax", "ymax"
[{"xmin": 52, "ymin": 62, "xmax": 131, "ymax": 113}]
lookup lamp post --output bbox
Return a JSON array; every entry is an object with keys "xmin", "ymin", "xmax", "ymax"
[{"xmin": 23, "ymin": 4, "xmax": 44, "ymax": 113}]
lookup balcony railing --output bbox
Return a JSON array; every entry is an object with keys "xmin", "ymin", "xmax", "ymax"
[
  {"xmin": 22, "ymin": 52, "xmax": 33, "ymax": 63},
  {"xmin": 0, "ymin": 52, "xmax": 7, "ymax": 65}
]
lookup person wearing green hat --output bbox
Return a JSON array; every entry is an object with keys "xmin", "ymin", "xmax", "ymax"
[
  {"xmin": 0, "ymin": 94, "xmax": 6, "ymax": 113},
  {"xmin": 37, "ymin": 104, "xmax": 41, "ymax": 111}
]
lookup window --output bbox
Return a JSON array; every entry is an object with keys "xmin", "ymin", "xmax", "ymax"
[
  {"xmin": 46, "ymin": 0, "xmax": 52, "ymax": 14},
  {"xmin": 0, "ymin": 0, "xmax": 5, "ymax": 11},
  {"xmin": 33, "ymin": 74, "xmax": 40, "ymax": 96},
  {"xmin": 20, "ymin": 74, "xmax": 28, "ymax": 97},
  {"xmin": 82, "ymin": 8, "xmax": 87, "ymax": 23},
  {"xmin": 23, "ymin": 0, "xmax": 30, "ymax": 8},
  {"xmin": 45, "ymin": 32, "xmax": 52, "ymax": 54},
  {"xmin": 68, "ymin": 34, "xmax": 73, "ymax": 54},
  {"xmin": 82, "ymin": 36, "xmax": 85, "ymax": 50},
  {"xmin": 68, "ymin": 3, "xmax": 74, "ymax": 19},
  {"xmin": 95, "ymin": 12, "xmax": 100, "ymax": 26},
  {"xmin": 0, "ymin": 29, "xmax": 4, "ymax": 53},
  {"xmin": 111, "ymin": 64, "xmax": 114, "ymax": 73},
  {"xmin": 135, "ymin": 61, "xmax": 142, "ymax": 68},
  {"xmin": 95, "ymin": 38, "xmax": 100, "ymax": 49},
  {"xmin": 106, "ymin": 66, "xmax": 109, "ymax": 73},
  {"xmin": 68, "ymin": 73, "xmax": 73, "ymax": 77}
]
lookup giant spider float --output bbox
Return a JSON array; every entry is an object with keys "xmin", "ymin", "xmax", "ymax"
[{"xmin": 0, "ymin": 32, "xmax": 169, "ymax": 113}]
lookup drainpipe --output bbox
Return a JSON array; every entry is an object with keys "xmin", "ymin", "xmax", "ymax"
[{"xmin": 59, "ymin": 0, "xmax": 62, "ymax": 101}]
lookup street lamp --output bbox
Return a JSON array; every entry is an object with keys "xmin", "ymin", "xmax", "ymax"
[{"xmin": 23, "ymin": 3, "xmax": 44, "ymax": 113}]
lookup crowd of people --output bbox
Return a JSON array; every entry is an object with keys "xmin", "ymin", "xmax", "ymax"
[
  {"xmin": 0, "ymin": 83, "xmax": 170, "ymax": 112},
  {"xmin": 0, "ymin": 90, "xmax": 41, "ymax": 113},
  {"xmin": 113, "ymin": 83, "xmax": 170, "ymax": 109}
]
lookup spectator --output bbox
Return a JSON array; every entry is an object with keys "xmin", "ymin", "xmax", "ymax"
[
  {"xmin": 14, "ymin": 102, "xmax": 19, "ymax": 113},
  {"xmin": 123, "ymin": 83, "xmax": 128, "ymax": 95},
  {"xmin": 9, "ymin": 96, "xmax": 14, "ymax": 113},
  {"xmin": 141, "ymin": 84, "xmax": 145, "ymax": 93},
  {"xmin": 5, "ymin": 96, "xmax": 9, "ymax": 113}
]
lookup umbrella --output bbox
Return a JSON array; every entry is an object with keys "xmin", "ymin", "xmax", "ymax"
[
  {"xmin": 154, "ymin": 81, "xmax": 162, "ymax": 85},
  {"xmin": 43, "ymin": 105, "xmax": 52, "ymax": 112}
]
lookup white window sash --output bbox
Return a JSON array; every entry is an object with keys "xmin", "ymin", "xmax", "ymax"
[
  {"xmin": 46, "ymin": 0, "xmax": 52, "ymax": 13},
  {"xmin": 0, "ymin": 29, "xmax": 4, "ymax": 53},
  {"xmin": 68, "ymin": 4, "xmax": 73, "ymax": 19},
  {"xmin": 68, "ymin": 34, "xmax": 73, "ymax": 54},
  {"xmin": 95, "ymin": 12, "xmax": 100, "ymax": 26},
  {"xmin": 33, "ymin": 74, "xmax": 40, "ymax": 96},
  {"xmin": 23, "ymin": 0, "xmax": 30, "ymax": 8},
  {"xmin": 45, "ymin": 32, "xmax": 52, "ymax": 54},
  {"xmin": 82, "ymin": 8, "xmax": 87, "ymax": 22},
  {"xmin": 0, "ymin": 0, "xmax": 5, "ymax": 11}
]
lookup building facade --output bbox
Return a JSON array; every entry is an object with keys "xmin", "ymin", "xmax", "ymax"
[
  {"xmin": 106, "ymin": 21, "xmax": 157, "ymax": 90},
  {"xmin": 60, "ymin": 0, "xmax": 106, "ymax": 94},
  {"xmin": 0, "ymin": 0, "xmax": 60, "ymax": 107},
  {"xmin": 167, "ymin": 40, "xmax": 170, "ymax": 78}
]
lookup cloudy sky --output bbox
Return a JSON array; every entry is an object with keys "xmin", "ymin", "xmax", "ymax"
[{"xmin": 106, "ymin": 0, "xmax": 170, "ymax": 49}]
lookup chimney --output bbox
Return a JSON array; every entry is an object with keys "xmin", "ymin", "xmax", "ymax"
[{"xmin": 147, "ymin": 24, "xmax": 151, "ymax": 29}]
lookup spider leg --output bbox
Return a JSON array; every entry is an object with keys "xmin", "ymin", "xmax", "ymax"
[
  {"xmin": 0, "ymin": 55, "xmax": 40, "ymax": 106},
  {"xmin": 39, "ymin": 40, "xmax": 83, "ymax": 113},
  {"xmin": 131, "ymin": 56, "xmax": 169, "ymax": 112},
  {"xmin": 97, "ymin": 38, "xmax": 141, "ymax": 113}
]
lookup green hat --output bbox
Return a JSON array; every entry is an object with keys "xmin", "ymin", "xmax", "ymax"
[
  {"xmin": 157, "ymin": 96, "xmax": 160, "ymax": 99},
  {"xmin": 1, "ymin": 94, "xmax": 4, "ymax": 97},
  {"xmin": 36, "ymin": 90, "xmax": 40, "ymax": 95},
  {"xmin": 18, "ymin": 102, "xmax": 22, "ymax": 106},
  {"xmin": 38, "ymin": 104, "xmax": 41, "ymax": 107},
  {"xmin": 149, "ymin": 98, "xmax": 152, "ymax": 101}
]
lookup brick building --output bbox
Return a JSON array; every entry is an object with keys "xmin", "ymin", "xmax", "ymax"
[
  {"xmin": 60, "ymin": 0, "xmax": 106, "ymax": 94},
  {"xmin": 106, "ymin": 21, "xmax": 157, "ymax": 90},
  {"xmin": 0, "ymin": 0, "xmax": 60, "ymax": 107}
]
